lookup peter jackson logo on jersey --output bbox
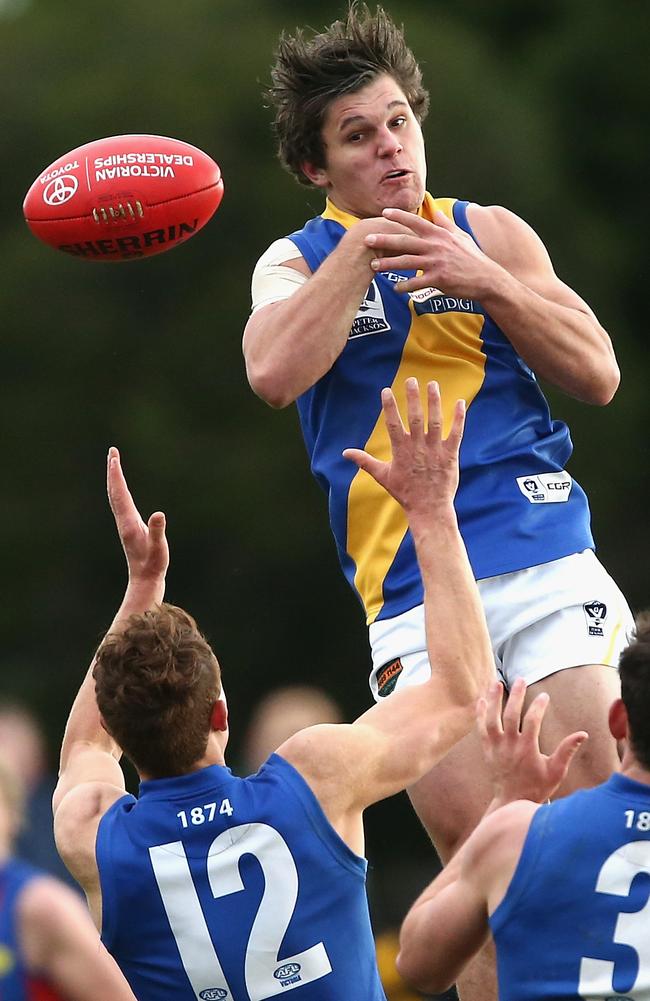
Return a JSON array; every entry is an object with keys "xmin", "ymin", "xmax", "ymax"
[{"xmin": 349, "ymin": 280, "xmax": 390, "ymax": 338}]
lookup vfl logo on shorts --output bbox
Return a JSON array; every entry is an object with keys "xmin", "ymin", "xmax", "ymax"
[
  {"xmin": 349, "ymin": 280, "xmax": 390, "ymax": 337},
  {"xmin": 516, "ymin": 471, "xmax": 573, "ymax": 503},
  {"xmin": 584, "ymin": 600, "xmax": 607, "ymax": 637},
  {"xmin": 376, "ymin": 658, "xmax": 404, "ymax": 697}
]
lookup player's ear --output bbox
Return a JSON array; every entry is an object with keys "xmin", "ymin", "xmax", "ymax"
[
  {"xmin": 608, "ymin": 698, "xmax": 628, "ymax": 741},
  {"xmin": 210, "ymin": 699, "xmax": 228, "ymax": 733},
  {"xmin": 301, "ymin": 161, "xmax": 329, "ymax": 188}
]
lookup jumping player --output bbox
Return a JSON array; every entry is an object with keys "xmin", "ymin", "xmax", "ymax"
[
  {"xmin": 242, "ymin": 10, "xmax": 633, "ymax": 995},
  {"xmin": 52, "ymin": 381, "xmax": 494, "ymax": 1000}
]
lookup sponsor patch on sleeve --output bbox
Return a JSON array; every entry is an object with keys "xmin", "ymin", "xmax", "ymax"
[{"xmin": 516, "ymin": 471, "xmax": 573, "ymax": 503}]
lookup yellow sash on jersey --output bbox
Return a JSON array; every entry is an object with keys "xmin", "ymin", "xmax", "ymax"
[{"xmin": 325, "ymin": 194, "xmax": 487, "ymax": 624}]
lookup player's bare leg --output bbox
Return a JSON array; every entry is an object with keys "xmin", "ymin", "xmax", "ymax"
[
  {"xmin": 525, "ymin": 663, "xmax": 621, "ymax": 796},
  {"xmin": 408, "ymin": 728, "xmax": 498, "ymax": 1001}
]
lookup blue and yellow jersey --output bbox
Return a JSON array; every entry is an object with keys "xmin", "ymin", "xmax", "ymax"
[{"xmin": 288, "ymin": 194, "xmax": 593, "ymax": 624}]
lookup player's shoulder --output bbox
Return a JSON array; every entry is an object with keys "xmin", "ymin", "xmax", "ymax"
[
  {"xmin": 255, "ymin": 236, "xmax": 304, "ymax": 268},
  {"xmin": 54, "ymin": 781, "xmax": 127, "ymax": 884},
  {"xmin": 276, "ymin": 723, "xmax": 343, "ymax": 781},
  {"xmin": 463, "ymin": 800, "xmax": 539, "ymax": 874},
  {"xmin": 465, "ymin": 202, "xmax": 548, "ymax": 268}
]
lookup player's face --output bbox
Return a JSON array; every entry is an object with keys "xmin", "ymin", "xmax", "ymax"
[{"xmin": 304, "ymin": 74, "xmax": 427, "ymax": 219}]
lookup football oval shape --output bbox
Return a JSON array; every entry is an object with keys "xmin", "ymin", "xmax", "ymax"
[{"xmin": 23, "ymin": 134, "xmax": 223, "ymax": 261}]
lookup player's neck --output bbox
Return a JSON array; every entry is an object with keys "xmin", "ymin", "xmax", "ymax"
[{"xmin": 620, "ymin": 756, "xmax": 650, "ymax": 786}]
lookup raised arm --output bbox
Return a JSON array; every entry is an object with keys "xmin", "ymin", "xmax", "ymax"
[
  {"xmin": 280, "ymin": 379, "xmax": 495, "ymax": 837},
  {"xmin": 395, "ymin": 679, "xmax": 587, "ymax": 994},
  {"xmin": 53, "ymin": 448, "xmax": 169, "ymax": 906},
  {"xmin": 243, "ymin": 217, "xmax": 411, "ymax": 407},
  {"xmin": 365, "ymin": 204, "xmax": 619, "ymax": 405},
  {"xmin": 54, "ymin": 447, "xmax": 168, "ymax": 810}
]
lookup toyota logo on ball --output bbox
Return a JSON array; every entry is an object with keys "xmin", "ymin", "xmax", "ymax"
[{"xmin": 43, "ymin": 175, "xmax": 78, "ymax": 206}]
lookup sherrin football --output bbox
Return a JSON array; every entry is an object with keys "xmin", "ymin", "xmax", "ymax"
[{"xmin": 23, "ymin": 134, "xmax": 224, "ymax": 261}]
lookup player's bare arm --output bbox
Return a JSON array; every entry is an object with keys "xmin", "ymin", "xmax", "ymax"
[
  {"xmin": 53, "ymin": 447, "xmax": 169, "ymax": 907},
  {"xmin": 19, "ymin": 875, "xmax": 137, "ymax": 1000},
  {"xmin": 281, "ymin": 380, "xmax": 494, "ymax": 850},
  {"xmin": 395, "ymin": 679, "xmax": 588, "ymax": 994},
  {"xmin": 366, "ymin": 204, "xmax": 619, "ymax": 405},
  {"xmin": 243, "ymin": 217, "xmax": 412, "ymax": 408}
]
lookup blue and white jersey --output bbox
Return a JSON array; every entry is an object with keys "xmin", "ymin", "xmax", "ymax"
[
  {"xmin": 491, "ymin": 773, "xmax": 650, "ymax": 1000},
  {"xmin": 96, "ymin": 755, "xmax": 386, "ymax": 1001},
  {"xmin": 288, "ymin": 194, "xmax": 593, "ymax": 624}
]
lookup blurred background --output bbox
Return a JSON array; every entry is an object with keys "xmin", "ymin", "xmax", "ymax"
[{"xmin": 0, "ymin": 0, "xmax": 648, "ymax": 946}]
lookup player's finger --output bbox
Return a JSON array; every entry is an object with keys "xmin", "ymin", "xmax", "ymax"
[
  {"xmin": 381, "ymin": 387, "xmax": 407, "ymax": 450},
  {"xmin": 444, "ymin": 399, "xmax": 466, "ymax": 457},
  {"xmin": 147, "ymin": 511, "xmax": 167, "ymax": 540},
  {"xmin": 405, "ymin": 378, "xmax": 424, "ymax": 441},
  {"xmin": 520, "ymin": 691, "xmax": 550, "ymax": 745},
  {"xmin": 382, "ymin": 207, "xmax": 429, "ymax": 235},
  {"xmin": 107, "ymin": 446, "xmax": 132, "ymax": 518},
  {"xmin": 502, "ymin": 676, "xmax": 527, "ymax": 735},
  {"xmin": 432, "ymin": 209, "xmax": 456, "ymax": 231},
  {"xmin": 342, "ymin": 447, "xmax": 388, "ymax": 485},
  {"xmin": 480, "ymin": 680, "xmax": 505, "ymax": 742},
  {"xmin": 365, "ymin": 231, "xmax": 423, "ymax": 252},
  {"xmin": 371, "ymin": 254, "xmax": 423, "ymax": 274},
  {"xmin": 547, "ymin": 730, "xmax": 589, "ymax": 787},
  {"xmin": 426, "ymin": 381, "xmax": 442, "ymax": 441}
]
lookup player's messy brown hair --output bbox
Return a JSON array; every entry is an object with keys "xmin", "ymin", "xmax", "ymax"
[
  {"xmin": 93, "ymin": 603, "xmax": 221, "ymax": 778},
  {"xmin": 619, "ymin": 612, "xmax": 650, "ymax": 770},
  {"xmin": 268, "ymin": 2, "xmax": 429, "ymax": 186}
]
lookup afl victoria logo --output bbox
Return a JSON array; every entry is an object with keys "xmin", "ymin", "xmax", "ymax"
[{"xmin": 43, "ymin": 175, "xmax": 78, "ymax": 206}]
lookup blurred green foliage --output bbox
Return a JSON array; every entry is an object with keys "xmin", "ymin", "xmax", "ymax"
[{"xmin": 0, "ymin": 0, "xmax": 648, "ymax": 872}]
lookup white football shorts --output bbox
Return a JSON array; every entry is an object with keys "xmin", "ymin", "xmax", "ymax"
[{"xmin": 368, "ymin": 549, "xmax": 635, "ymax": 700}]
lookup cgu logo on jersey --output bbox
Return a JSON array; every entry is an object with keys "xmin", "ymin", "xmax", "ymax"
[
  {"xmin": 516, "ymin": 471, "xmax": 573, "ymax": 504},
  {"xmin": 349, "ymin": 280, "xmax": 390, "ymax": 338},
  {"xmin": 274, "ymin": 962, "xmax": 302, "ymax": 986},
  {"xmin": 199, "ymin": 988, "xmax": 228, "ymax": 1000}
]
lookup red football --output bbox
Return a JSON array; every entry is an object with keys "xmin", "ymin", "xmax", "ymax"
[{"xmin": 23, "ymin": 134, "xmax": 224, "ymax": 261}]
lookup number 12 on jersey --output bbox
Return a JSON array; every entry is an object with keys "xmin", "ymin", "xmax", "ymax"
[{"xmin": 150, "ymin": 822, "xmax": 332, "ymax": 1000}]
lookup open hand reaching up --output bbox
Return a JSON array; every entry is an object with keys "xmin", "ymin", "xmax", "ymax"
[
  {"xmin": 478, "ymin": 677, "xmax": 588, "ymax": 806},
  {"xmin": 107, "ymin": 446, "xmax": 168, "ymax": 595},
  {"xmin": 343, "ymin": 378, "xmax": 465, "ymax": 521}
]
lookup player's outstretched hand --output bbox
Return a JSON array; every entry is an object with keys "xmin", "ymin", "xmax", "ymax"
[
  {"xmin": 342, "ymin": 378, "xmax": 465, "ymax": 518},
  {"xmin": 107, "ymin": 446, "xmax": 169, "ymax": 590},
  {"xmin": 478, "ymin": 678, "xmax": 588, "ymax": 805}
]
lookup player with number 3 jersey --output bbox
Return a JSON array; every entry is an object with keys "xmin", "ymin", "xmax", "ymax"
[
  {"xmin": 52, "ymin": 381, "xmax": 494, "ymax": 1001},
  {"xmin": 396, "ymin": 640, "xmax": 650, "ymax": 1001}
]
